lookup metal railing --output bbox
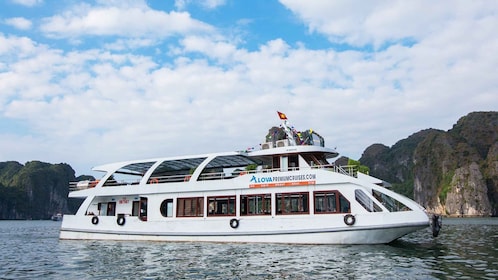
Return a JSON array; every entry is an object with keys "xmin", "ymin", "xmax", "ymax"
[{"xmin": 69, "ymin": 165, "xmax": 359, "ymax": 191}]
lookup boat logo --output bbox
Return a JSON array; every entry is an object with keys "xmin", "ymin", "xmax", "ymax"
[
  {"xmin": 250, "ymin": 176, "xmax": 273, "ymax": 183},
  {"xmin": 249, "ymin": 174, "xmax": 316, "ymax": 188}
]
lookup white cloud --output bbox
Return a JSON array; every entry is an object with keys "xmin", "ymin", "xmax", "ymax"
[
  {"xmin": 175, "ymin": 0, "xmax": 227, "ymax": 10},
  {"xmin": 40, "ymin": 2, "xmax": 214, "ymax": 40},
  {"xmin": 279, "ymin": 0, "xmax": 497, "ymax": 48},
  {"xmin": 0, "ymin": 1, "xmax": 497, "ymax": 175},
  {"xmin": 4, "ymin": 17, "xmax": 33, "ymax": 30}
]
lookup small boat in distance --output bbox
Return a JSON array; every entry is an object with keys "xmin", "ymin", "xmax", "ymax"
[
  {"xmin": 51, "ymin": 213, "xmax": 63, "ymax": 221},
  {"xmin": 60, "ymin": 112, "xmax": 432, "ymax": 244}
]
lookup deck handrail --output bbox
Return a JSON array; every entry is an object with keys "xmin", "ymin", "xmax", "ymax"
[{"xmin": 69, "ymin": 164, "xmax": 358, "ymax": 191}]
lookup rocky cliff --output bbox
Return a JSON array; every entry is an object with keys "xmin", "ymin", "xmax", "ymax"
[
  {"xmin": 360, "ymin": 111, "xmax": 498, "ymax": 216},
  {"xmin": 0, "ymin": 161, "xmax": 77, "ymax": 219}
]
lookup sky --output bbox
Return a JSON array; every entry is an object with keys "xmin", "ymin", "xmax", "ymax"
[{"xmin": 0, "ymin": 0, "xmax": 497, "ymax": 176}]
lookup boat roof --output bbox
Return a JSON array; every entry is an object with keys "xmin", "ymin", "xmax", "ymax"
[{"xmin": 92, "ymin": 151, "xmax": 257, "ymax": 174}]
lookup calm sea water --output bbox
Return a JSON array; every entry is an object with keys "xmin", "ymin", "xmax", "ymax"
[{"xmin": 0, "ymin": 218, "xmax": 497, "ymax": 280}]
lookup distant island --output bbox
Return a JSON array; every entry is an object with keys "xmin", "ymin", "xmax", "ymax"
[{"xmin": 0, "ymin": 111, "xmax": 496, "ymax": 219}]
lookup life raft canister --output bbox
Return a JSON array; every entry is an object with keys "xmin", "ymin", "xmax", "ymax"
[
  {"xmin": 344, "ymin": 214, "xmax": 356, "ymax": 226},
  {"xmin": 91, "ymin": 216, "xmax": 99, "ymax": 225},
  {"xmin": 229, "ymin": 218, "xmax": 239, "ymax": 229}
]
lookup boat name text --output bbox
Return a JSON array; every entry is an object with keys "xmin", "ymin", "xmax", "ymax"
[{"xmin": 249, "ymin": 174, "xmax": 316, "ymax": 188}]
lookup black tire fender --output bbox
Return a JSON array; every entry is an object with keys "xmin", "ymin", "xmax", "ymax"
[
  {"xmin": 344, "ymin": 214, "xmax": 355, "ymax": 226},
  {"xmin": 117, "ymin": 216, "xmax": 126, "ymax": 226},
  {"xmin": 229, "ymin": 218, "xmax": 239, "ymax": 229}
]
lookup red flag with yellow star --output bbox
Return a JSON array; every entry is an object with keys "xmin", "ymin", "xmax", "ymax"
[{"xmin": 277, "ymin": 111, "xmax": 287, "ymax": 120}]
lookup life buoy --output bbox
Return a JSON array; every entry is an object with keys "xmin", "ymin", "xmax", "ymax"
[
  {"xmin": 344, "ymin": 214, "xmax": 355, "ymax": 226},
  {"xmin": 229, "ymin": 218, "xmax": 239, "ymax": 229},
  {"xmin": 89, "ymin": 180, "xmax": 99, "ymax": 188},
  {"xmin": 91, "ymin": 216, "xmax": 99, "ymax": 225},
  {"xmin": 117, "ymin": 216, "xmax": 126, "ymax": 226}
]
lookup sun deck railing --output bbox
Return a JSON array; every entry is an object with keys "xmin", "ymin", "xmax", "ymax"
[
  {"xmin": 325, "ymin": 165, "xmax": 358, "ymax": 178},
  {"xmin": 69, "ymin": 164, "xmax": 359, "ymax": 191}
]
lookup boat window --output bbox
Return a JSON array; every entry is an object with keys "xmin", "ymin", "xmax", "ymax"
[
  {"xmin": 314, "ymin": 191, "xmax": 351, "ymax": 214},
  {"xmin": 272, "ymin": 156, "xmax": 280, "ymax": 169},
  {"xmin": 148, "ymin": 158, "xmax": 206, "ymax": 183},
  {"xmin": 106, "ymin": 202, "xmax": 116, "ymax": 216},
  {"xmin": 276, "ymin": 192, "xmax": 309, "ymax": 215},
  {"xmin": 177, "ymin": 197, "xmax": 204, "ymax": 217},
  {"xmin": 314, "ymin": 191, "xmax": 335, "ymax": 213},
  {"xmin": 240, "ymin": 194, "xmax": 271, "ymax": 215},
  {"xmin": 160, "ymin": 199, "xmax": 174, "ymax": 217},
  {"xmin": 372, "ymin": 190, "xmax": 412, "ymax": 212},
  {"xmin": 339, "ymin": 194, "xmax": 351, "ymax": 213},
  {"xmin": 288, "ymin": 154, "xmax": 299, "ymax": 170},
  {"xmin": 139, "ymin": 197, "xmax": 148, "ymax": 221},
  {"xmin": 207, "ymin": 196, "xmax": 236, "ymax": 216},
  {"xmin": 355, "ymin": 189, "xmax": 382, "ymax": 212},
  {"xmin": 97, "ymin": 202, "xmax": 105, "ymax": 215},
  {"xmin": 131, "ymin": 201, "xmax": 140, "ymax": 216},
  {"xmin": 104, "ymin": 161, "xmax": 156, "ymax": 187}
]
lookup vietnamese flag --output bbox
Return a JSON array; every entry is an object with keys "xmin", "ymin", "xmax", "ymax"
[{"xmin": 277, "ymin": 111, "xmax": 287, "ymax": 120}]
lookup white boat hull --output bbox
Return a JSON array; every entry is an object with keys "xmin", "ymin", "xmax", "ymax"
[{"xmin": 60, "ymin": 213, "xmax": 429, "ymax": 244}]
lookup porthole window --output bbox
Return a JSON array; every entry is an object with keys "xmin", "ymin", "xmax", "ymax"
[{"xmin": 160, "ymin": 199, "xmax": 174, "ymax": 217}]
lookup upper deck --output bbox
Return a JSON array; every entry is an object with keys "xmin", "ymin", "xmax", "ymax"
[{"xmin": 69, "ymin": 112, "xmax": 353, "ymax": 193}]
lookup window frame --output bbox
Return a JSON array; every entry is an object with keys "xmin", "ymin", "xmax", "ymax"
[
  {"xmin": 177, "ymin": 197, "xmax": 204, "ymax": 217},
  {"xmin": 160, "ymin": 199, "xmax": 174, "ymax": 217},
  {"xmin": 276, "ymin": 192, "xmax": 309, "ymax": 215},
  {"xmin": 207, "ymin": 195, "xmax": 236, "ymax": 216},
  {"xmin": 240, "ymin": 194, "xmax": 272, "ymax": 216},
  {"xmin": 313, "ymin": 190, "xmax": 351, "ymax": 214},
  {"xmin": 355, "ymin": 189, "xmax": 383, "ymax": 212},
  {"xmin": 314, "ymin": 191, "xmax": 338, "ymax": 214}
]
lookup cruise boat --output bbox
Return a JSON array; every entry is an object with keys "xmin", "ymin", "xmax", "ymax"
[{"xmin": 60, "ymin": 112, "xmax": 432, "ymax": 244}]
